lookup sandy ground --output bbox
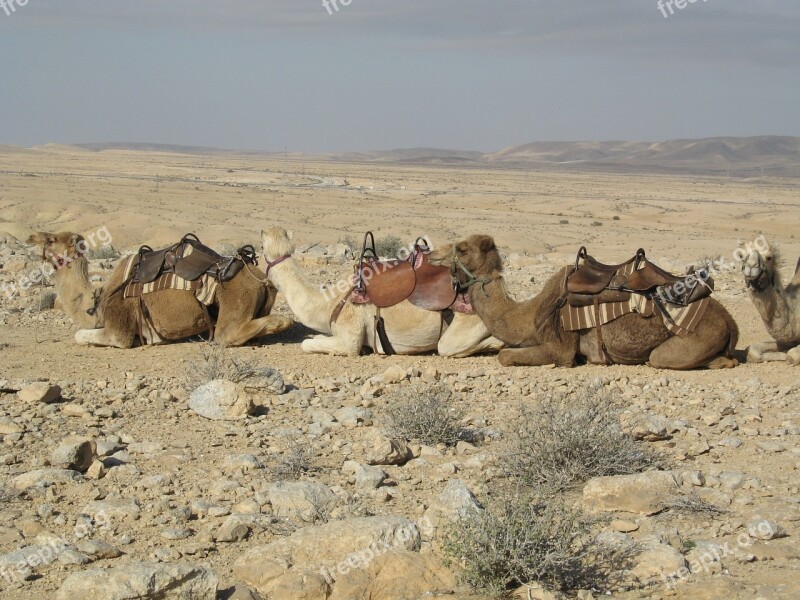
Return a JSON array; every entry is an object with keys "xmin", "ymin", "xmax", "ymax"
[{"xmin": 0, "ymin": 146, "xmax": 799, "ymax": 600}]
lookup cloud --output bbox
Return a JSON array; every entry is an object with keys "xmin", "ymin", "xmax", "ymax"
[{"xmin": 14, "ymin": 0, "xmax": 800, "ymax": 66}]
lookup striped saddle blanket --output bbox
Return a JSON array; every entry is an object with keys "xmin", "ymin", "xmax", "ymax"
[
  {"xmin": 121, "ymin": 256, "xmax": 218, "ymax": 305},
  {"xmin": 561, "ymin": 293, "xmax": 710, "ymax": 337}
]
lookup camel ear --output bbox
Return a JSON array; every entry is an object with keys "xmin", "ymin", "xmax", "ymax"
[
  {"xmin": 27, "ymin": 232, "xmax": 50, "ymax": 246},
  {"xmin": 479, "ymin": 236, "xmax": 495, "ymax": 253}
]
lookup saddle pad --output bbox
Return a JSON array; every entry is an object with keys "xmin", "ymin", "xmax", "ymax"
[
  {"xmin": 561, "ymin": 295, "xmax": 710, "ymax": 337},
  {"xmin": 122, "ymin": 256, "xmax": 218, "ymax": 305}
]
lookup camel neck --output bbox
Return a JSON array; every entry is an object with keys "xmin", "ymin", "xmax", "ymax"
[
  {"xmin": 267, "ymin": 257, "xmax": 335, "ymax": 334},
  {"xmin": 469, "ymin": 275, "xmax": 545, "ymax": 346},
  {"xmin": 54, "ymin": 257, "xmax": 97, "ymax": 329},
  {"xmin": 749, "ymin": 284, "xmax": 798, "ymax": 343}
]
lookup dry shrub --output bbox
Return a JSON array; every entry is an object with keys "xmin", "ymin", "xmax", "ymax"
[
  {"xmin": 443, "ymin": 489, "xmax": 593, "ymax": 595},
  {"xmin": 384, "ymin": 384, "xmax": 464, "ymax": 446},
  {"xmin": 191, "ymin": 342, "xmax": 284, "ymax": 392},
  {"xmin": 271, "ymin": 433, "xmax": 319, "ymax": 480},
  {"xmin": 506, "ymin": 387, "xmax": 662, "ymax": 494}
]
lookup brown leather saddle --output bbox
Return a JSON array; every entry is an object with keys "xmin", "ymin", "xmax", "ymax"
[
  {"xmin": 566, "ymin": 246, "xmax": 712, "ymax": 307},
  {"xmin": 132, "ymin": 234, "xmax": 256, "ymax": 285},
  {"xmin": 355, "ymin": 232, "xmax": 457, "ymax": 311}
]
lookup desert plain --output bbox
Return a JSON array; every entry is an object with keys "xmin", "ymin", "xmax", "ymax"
[{"xmin": 0, "ymin": 144, "xmax": 799, "ymax": 599}]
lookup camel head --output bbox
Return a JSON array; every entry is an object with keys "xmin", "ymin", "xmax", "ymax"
[
  {"xmin": 742, "ymin": 241, "xmax": 779, "ymax": 293},
  {"xmin": 430, "ymin": 235, "xmax": 503, "ymax": 288},
  {"xmin": 260, "ymin": 227, "xmax": 295, "ymax": 262},
  {"xmin": 27, "ymin": 231, "xmax": 87, "ymax": 268}
]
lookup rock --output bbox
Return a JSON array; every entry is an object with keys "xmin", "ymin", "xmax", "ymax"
[
  {"xmin": 719, "ymin": 472, "xmax": 746, "ymax": 491},
  {"xmin": 233, "ymin": 516, "xmax": 419, "ymax": 595},
  {"xmin": 50, "ymin": 437, "xmax": 98, "ymax": 473},
  {"xmin": 583, "ymin": 471, "xmax": 679, "ymax": 515},
  {"xmin": 242, "ymin": 367, "xmax": 286, "ymax": 395},
  {"xmin": 12, "ymin": 468, "xmax": 82, "ymax": 491},
  {"xmin": 611, "ymin": 519, "xmax": 639, "ymax": 533},
  {"xmin": 328, "ymin": 550, "xmax": 457, "ymax": 599},
  {"xmin": 630, "ymin": 541, "xmax": 688, "ymax": 586},
  {"xmin": 189, "ymin": 379, "xmax": 254, "ymax": 421},
  {"xmin": 748, "ymin": 519, "xmax": 787, "ymax": 540},
  {"xmin": 364, "ymin": 434, "xmax": 413, "ymax": 466},
  {"xmin": 421, "ymin": 479, "xmax": 482, "ymax": 539},
  {"xmin": 266, "ymin": 571, "xmax": 330, "ymax": 600},
  {"xmin": 355, "ymin": 464, "xmax": 387, "ymax": 491},
  {"xmin": 0, "ymin": 417, "xmax": 24, "ymax": 435},
  {"xmin": 269, "ymin": 481, "xmax": 336, "ymax": 523},
  {"xmin": 373, "ymin": 365, "xmax": 408, "ymax": 385},
  {"xmin": 75, "ymin": 539, "xmax": 123, "ymax": 559},
  {"xmin": 215, "ymin": 516, "xmax": 250, "ymax": 543},
  {"xmin": 83, "ymin": 497, "xmax": 141, "ymax": 523},
  {"xmin": 222, "ymin": 584, "xmax": 262, "ymax": 600},
  {"xmin": 86, "ymin": 460, "xmax": 107, "ymax": 480},
  {"xmin": 17, "ymin": 382, "xmax": 61, "ymax": 403},
  {"xmin": 55, "ymin": 561, "xmax": 218, "ymax": 599},
  {"xmin": 333, "ymin": 407, "xmax": 371, "ymax": 428}
]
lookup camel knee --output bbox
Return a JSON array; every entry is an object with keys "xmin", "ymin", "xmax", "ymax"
[{"xmin": 787, "ymin": 346, "xmax": 800, "ymax": 366}]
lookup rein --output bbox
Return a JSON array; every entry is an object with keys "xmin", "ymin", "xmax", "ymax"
[
  {"xmin": 746, "ymin": 253, "xmax": 774, "ymax": 293},
  {"xmin": 449, "ymin": 248, "xmax": 494, "ymax": 296}
]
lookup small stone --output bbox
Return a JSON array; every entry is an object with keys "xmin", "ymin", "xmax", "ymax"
[
  {"xmin": 611, "ymin": 520, "xmax": 639, "ymax": 533},
  {"xmin": 215, "ymin": 517, "xmax": 250, "ymax": 543},
  {"xmin": 747, "ymin": 519, "xmax": 787, "ymax": 540}
]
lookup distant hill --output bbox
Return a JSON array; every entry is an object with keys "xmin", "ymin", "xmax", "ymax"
[{"xmin": 12, "ymin": 136, "xmax": 800, "ymax": 176}]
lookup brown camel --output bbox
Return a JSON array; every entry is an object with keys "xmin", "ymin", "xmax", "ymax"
[
  {"xmin": 430, "ymin": 235, "xmax": 739, "ymax": 369},
  {"xmin": 28, "ymin": 231, "xmax": 292, "ymax": 347}
]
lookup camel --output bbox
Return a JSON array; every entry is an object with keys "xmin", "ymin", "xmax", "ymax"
[
  {"xmin": 429, "ymin": 235, "xmax": 739, "ymax": 369},
  {"xmin": 260, "ymin": 227, "xmax": 504, "ymax": 357},
  {"xmin": 741, "ymin": 239, "xmax": 800, "ymax": 365},
  {"xmin": 28, "ymin": 231, "xmax": 292, "ymax": 347}
]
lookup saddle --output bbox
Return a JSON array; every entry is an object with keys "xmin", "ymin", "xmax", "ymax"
[
  {"xmin": 132, "ymin": 234, "xmax": 257, "ymax": 285},
  {"xmin": 566, "ymin": 247, "xmax": 712, "ymax": 307}
]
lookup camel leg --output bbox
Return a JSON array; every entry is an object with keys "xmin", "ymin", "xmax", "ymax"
[
  {"xmin": 787, "ymin": 346, "xmax": 800, "ymax": 366},
  {"xmin": 746, "ymin": 341, "xmax": 787, "ymax": 363},
  {"xmin": 649, "ymin": 334, "xmax": 736, "ymax": 370},
  {"xmin": 498, "ymin": 345, "xmax": 575, "ymax": 367},
  {"xmin": 438, "ymin": 313, "xmax": 504, "ymax": 358},
  {"xmin": 214, "ymin": 315, "xmax": 293, "ymax": 347},
  {"xmin": 75, "ymin": 328, "xmax": 135, "ymax": 349}
]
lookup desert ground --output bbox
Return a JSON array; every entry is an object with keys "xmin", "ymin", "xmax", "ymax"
[{"xmin": 0, "ymin": 145, "xmax": 799, "ymax": 599}]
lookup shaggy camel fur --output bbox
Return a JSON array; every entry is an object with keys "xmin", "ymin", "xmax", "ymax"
[
  {"xmin": 742, "ymin": 240, "xmax": 800, "ymax": 365},
  {"xmin": 28, "ymin": 232, "xmax": 292, "ymax": 347},
  {"xmin": 431, "ymin": 235, "xmax": 739, "ymax": 369},
  {"xmin": 260, "ymin": 227, "xmax": 504, "ymax": 357}
]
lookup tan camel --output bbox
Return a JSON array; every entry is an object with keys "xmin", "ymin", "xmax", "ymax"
[
  {"xmin": 430, "ymin": 235, "xmax": 739, "ymax": 369},
  {"xmin": 28, "ymin": 232, "xmax": 292, "ymax": 347},
  {"xmin": 741, "ymin": 239, "xmax": 800, "ymax": 365},
  {"xmin": 260, "ymin": 227, "xmax": 504, "ymax": 357}
]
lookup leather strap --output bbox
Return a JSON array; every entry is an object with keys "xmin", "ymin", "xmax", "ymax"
[
  {"xmin": 264, "ymin": 255, "xmax": 290, "ymax": 277},
  {"xmin": 374, "ymin": 307, "xmax": 395, "ymax": 355},
  {"xmin": 330, "ymin": 286, "xmax": 355, "ymax": 326},
  {"xmin": 594, "ymin": 295, "xmax": 610, "ymax": 365}
]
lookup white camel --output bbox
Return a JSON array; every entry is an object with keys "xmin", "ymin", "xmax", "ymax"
[
  {"xmin": 260, "ymin": 227, "xmax": 504, "ymax": 357},
  {"xmin": 742, "ymin": 239, "xmax": 800, "ymax": 365}
]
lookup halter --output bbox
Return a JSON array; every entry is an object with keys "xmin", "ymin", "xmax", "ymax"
[
  {"xmin": 449, "ymin": 246, "xmax": 494, "ymax": 296},
  {"xmin": 745, "ymin": 253, "xmax": 774, "ymax": 293},
  {"xmin": 264, "ymin": 255, "xmax": 290, "ymax": 277}
]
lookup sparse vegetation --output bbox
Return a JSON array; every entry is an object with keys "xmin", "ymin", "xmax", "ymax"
[
  {"xmin": 385, "ymin": 385, "xmax": 464, "ymax": 446},
  {"xmin": 86, "ymin": 245, "xmax": 120, "ymax": 260},
  {"xmin": 190, "ymin": 343, "xmax": 284, "ymax": 394},
  {"xmin": 443, "ymin": 489, "xmax": 592, "ymax": 595},
  {"xmin": 271, "ymin": 433, "xmax": 320, "ymax": 480},
  {"xmin": 339, "ymin": 234, "xmax": 405, "ymax": 259},
  {"xmin": 505, "ymin": 387, "xmax": 662, "ymax": 494},
  {"xmin": 663, "ymin": 494, "xmax": 728, "ymax": 516}
]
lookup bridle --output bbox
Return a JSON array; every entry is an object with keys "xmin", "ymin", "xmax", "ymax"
[
  {"xmin": 744, "ymin": 253, "xmax": 773, "ymax": 293},
  {"xmin": 264, "ymin": 255, "xmax": 290, "ymax": 277},
  {"xmin": 449, "ymin": 246, "xmax": 494, "ymax": 296}
]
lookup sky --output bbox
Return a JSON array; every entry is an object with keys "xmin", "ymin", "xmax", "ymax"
[{"xmin": 0, "ymin": 0, "xmax": 798, "ymax": 153}]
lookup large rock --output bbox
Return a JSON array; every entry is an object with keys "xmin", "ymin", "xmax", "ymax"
[
  {"xmin": 233, "ymin": 516, "xmax": 419, "ymax": 595},
  {"xmin": 422, "ymin": 479, "xmax": 482, "ymax": 539},
  {"xmin": 189, "ymin": 380, "xmax": 254, "ymax": 420},
  {"xmin": 55, "ymin": 561, "xmax": 218, "ymax": 600},
  {"xmin": 628, "ymin": 541, "xmax": 688, "ymax": 586},
  {"xmin": 17, "ymin": 382, "xmax": 61, "ymax": 404},
  {"xmin": 50, "ymin": 437, "xmax": 98, "ymax": 472},
  {"xmin": 363, "ymin": 433, "xmax": 413, "ymax": 466},
  {"xmin": 269, "ymin": 481, "xmax": 336, "ymax": 523},
  {"xmin": 583, "ymin": 471, "xmax": 679, "ymax": 515},
  {"xmin": 12, "ymin": 468, "xmax": 82, "ymax": 491},
  {"xmin": 329, "ymin": 550, "xmax": 457, "ymax": 599}
]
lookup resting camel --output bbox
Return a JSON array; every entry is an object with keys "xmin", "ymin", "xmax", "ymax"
[
  {"xmin": 741, "ymin": 239, "xmax": 800, "ymax": 365},
  {"xmin": 260, "ymin": 227, "xmax": 504, "ymax": 357},
  {"xmin": 430, "ymin": 235, "xmax": 739, "ymax": 369},
  {"xmin": 28, "ymin": 232, "xmax": 292, "ymax": 347}
]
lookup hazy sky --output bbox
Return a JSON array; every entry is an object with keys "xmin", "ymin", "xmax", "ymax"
[{"xmin": 1, "ymin": 0, "xmax": 798, "ymax": 152}]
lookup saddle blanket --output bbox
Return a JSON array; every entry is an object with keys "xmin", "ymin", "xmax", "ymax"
[
  {"xmin": 121, "ymin": 256, "xmax": 218, "ymax": 305},
  {"xmin": 561, "ymin": 294, "xmax": 710, "ymax": 337}
]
